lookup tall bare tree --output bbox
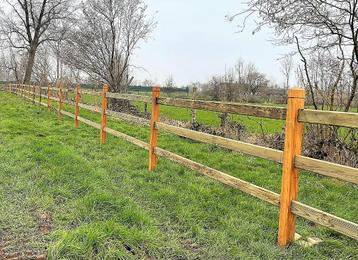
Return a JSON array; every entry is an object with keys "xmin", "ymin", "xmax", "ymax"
[
  {"xmin": 164, "ymin": 74, "xmax": 175, "ymax": 89},
  {"xmin": 245, "ymin": 63, "xmax": 268, "ymax": 96},
  {"xmin": 0, "ymin": 0, "xmax": 73, "ymax": 84},
  {"xmin": 230, "ymin": 0, "xmax": 358, "ymax": 111},
  {"xmin": 280, "ymin": 54, "xmax": 293, "ymax": 94},
  {"xmin": 64, "ymin": 0, "xmax": 155, "ymax": 99}
]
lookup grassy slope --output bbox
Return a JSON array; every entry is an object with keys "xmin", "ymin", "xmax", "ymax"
[{"xmin": 0, "ymin": 91, "xmax": 357, "ymax": 259}]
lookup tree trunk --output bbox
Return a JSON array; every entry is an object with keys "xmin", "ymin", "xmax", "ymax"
[
  {"xmin": 345, "ymin": 75, "xmax": 358, "ymax": 112},
  {"xmin": 23, "ymin": 45, "xmax": 37, "ymax": 84},
  {"xmin": 109, "ymin": 83, "xmax": 131, "ymax": 112}
]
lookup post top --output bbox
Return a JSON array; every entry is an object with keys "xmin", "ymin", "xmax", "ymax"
[
  {"xmin": 152, "ymin": 85, "xmax": 160, "ymax": 92},
  {"xmin": 288, "ymin": 88, "xmax": 305, "ymax": 98},
  {"xmin": 103, "ymin": 84, "xmax": 109, "ymax": 91}
]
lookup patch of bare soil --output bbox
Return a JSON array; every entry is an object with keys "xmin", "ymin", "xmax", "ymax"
[{"xmin": 37, "ymin": 212, "xmax": 52, "ymax": 236}]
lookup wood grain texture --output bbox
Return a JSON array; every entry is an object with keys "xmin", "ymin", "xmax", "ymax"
[
  {"xmin": 62, "ymin": 110, "xmax": 75, "ymax": 119},
  {"xmin": 155, "ymin": 147, "xmax": 280, "ymax": 206},
  {"xmin": 299, "ymin": 109, "xmax": 358, "ymax": 128},
  {"xmin": 58, "ymin": 83, "xmax": 63, "ymax": 117},
  {"xmin": 75, "ymin": 84, "xmax": 80, "ymax": 128},
  {"xmin": 156, "ymin": 122, "xmax": 283, "ymax": 163},
  {"xmin": 78, "ymin": 102, "xmax": 102, "ymax": 113},
  {"xmin": 291, "ymin": 201, "xmax": 358, "ymax": 240},
  {"xmin": 148, "ymin": 86, "xmax": 161, "ymax": 171},
  {"xmin": 295, "ymin": 155, "xmax": 358, "ymax": 184},
  {"xmin": 106, "ymin": 92, "xmax": 151, "ymax": 103},
  {"xmin": 81, "ymin": 89, "xmax": 102, "ymax": 96},
  {"xmin": 100, "ymin": 85, "xmax": 109, "ymax": 144},
  {"xmin": 279, "ymin": 88, "xmax": 305, "ymax": 246},
  {"xmin": 47, "ymin": 85, "xmax": 51, "ymax": 112},
  {"xmin": 104, "ymin": 127, "xmax": 150, "ymax": 150},
  {"xmin": 77, "ymin": 116, "xmax": 101, "ymax": 129},
  {"xmin": 107, "ymin": 110, "xmax": 150, "ymax": 126},
  {"xmin": 158, "ymin": 97, "xmax": 287, "ymax": 119}
]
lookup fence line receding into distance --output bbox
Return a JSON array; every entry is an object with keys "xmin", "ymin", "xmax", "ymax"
[{"xmin": 2, "ymin": 83, "xmax": 358, "ymax": 246}]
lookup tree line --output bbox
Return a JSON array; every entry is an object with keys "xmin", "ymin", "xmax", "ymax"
[{"xmin": 0, "ymin": 0, "xmax": 155, "ymax": 94}]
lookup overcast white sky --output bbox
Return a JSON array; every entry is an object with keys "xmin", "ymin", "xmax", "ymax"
[{"xmin": 132, "ymin": 0, "xmax": 294, "ymax": 87}]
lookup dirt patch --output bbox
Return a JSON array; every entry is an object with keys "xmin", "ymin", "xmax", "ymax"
[
  {"xmin": 37, "ymin": 212, "xmax": 52, "ymax": 235},
  {"xmin": 0, "ymin": 238, "xmax": 46, "ymax": 260}
]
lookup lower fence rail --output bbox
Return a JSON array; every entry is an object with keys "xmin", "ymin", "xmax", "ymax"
[{"xmin": 3, "ymin": 84, "xmax": 358, "ymax": 245}]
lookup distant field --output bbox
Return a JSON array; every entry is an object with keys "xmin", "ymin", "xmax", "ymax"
[
  {"xmin": 0, "ymin": 91, "xmax": 357, "ymax": 258},
  {"xmin": 76, "ymin": 92, "xmax": 286, "ymax": 134}
]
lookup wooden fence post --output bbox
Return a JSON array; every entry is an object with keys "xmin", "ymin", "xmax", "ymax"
[
  {"xmin": 148, "ymin": 85, "xmax": 161, "ymax": 171},
  {"xmin": 100, "ymin": 84, "xmax": 109, "ymax": 144},
  {"xmin": 278, "ymin": 88, "xmax": 305, "ymax": 246},
  {"xmin": 58, "ymin": 83, "xmax": 63, "ymax": 117},
  {"xmin": 75, "ymin": 84, "xmax": 81, "ymax": 128},
  {"xmin": 39, "ymin": 86, "xmax": 42, "ymax": 104},
  {"xmin": 191, "ymin": 86, "xmax": 198, "ymax": 125},
  {"xmin": 47, "ymin": 84, "xmax": 51, "ymax": 112},
  {"xmin": 32, "ymin": 85, "xmax": 36, "ymax": 103}
]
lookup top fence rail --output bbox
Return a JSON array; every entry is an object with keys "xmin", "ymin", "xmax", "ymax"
[{"xmin": 8, "ymin": 83, "xmax": 358, "ymax": 127}]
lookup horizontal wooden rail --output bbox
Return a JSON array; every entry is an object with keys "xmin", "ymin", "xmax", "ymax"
[
  {"xmin": 81, "ymin": 90, "xmax": 102, "ymax": 96},
  {"xmin": 78, "ymin": 102, "xmax": 101, "ymax": 113},
  {"xmin": 299, "ymin": 109, "xmax": 358, "ymax": 128},
  {"xmin": 5, "ymin": 84, "xmax": 358, "ymax": 243},
  {"xmin": 291, "ymin": 201, "xmax": 358, "ymax": 240},
  {"xmin": 15, "ymin": 88, "xmax": 60, "ymax": 102},
  {"xmin": 107, "ymin": 110, "xmax": 150, "ymax": 126},
  {"xmin": 156, "ymin": 122, "xmax": 283, "ymax": 163},
  {"xmin": 157, "ymin": 98, "xmax": 287, "ymax": 119},
  {"xmin": 10, "ymin": 86, "xmax": 358, "ymax": 185},
  {"xmin": 78, "ymin": 115, "xmax": 101, "ymax": 129},
  {"xmin": 11, "ymin": 87, "xmax": 281, "ymax": 206},
  {"xmin": 12, "ymin": 84, "xmax": 70, "ymax": 93},
  {"xmin": 106, "ymin": 92, "xmax": 151, "ymax": 103},
  {"xmin": 295, "ymin": 156, "xmax": 358, "ymax": 184},
  {"xmin": 155, "ymin": 147, "xmax": 281, "ymax": 205},
  {"xmin": 66, "ymin": 100, "xmax": 150, "ymax": 127},
  {"xmin": 104, "ymin": 127, "xmax": 150, "ymax": 150}
]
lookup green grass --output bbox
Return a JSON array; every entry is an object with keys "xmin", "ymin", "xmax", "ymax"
[
  {"xmin": 0, "ymin": 91, "xmax": 357, "ymax": 259},
  {"xmin": 76, "ymin": 92, "xmax": 285, "ymax": 134}
]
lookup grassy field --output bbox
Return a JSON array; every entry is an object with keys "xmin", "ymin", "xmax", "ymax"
[
  {"xmin": 77, "ymin": 92, "xmax": 286, "ymax": 134},
  {"xmin": 0, "ymin": 91, "xmax": 357, "ymax": 259}
]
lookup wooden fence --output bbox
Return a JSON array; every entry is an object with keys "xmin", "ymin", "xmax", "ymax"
[{"xmin": 2, "ymin": 83, "xmax": 358, "ymax": 246}]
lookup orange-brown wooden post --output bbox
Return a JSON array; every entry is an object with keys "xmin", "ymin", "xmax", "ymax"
[
  {"xmin": 58, "ymin": 83, "xmax": 63, "ymax": 117},
  {"xmin": 75, "ymin": 84, "xmax": 81, "ymax": 128},
  {"xmin": 32, "ymin": 85, "xmax": 36, "ymax": 103},
  {"xmin": 39, "ymin": 86, "xmax": 42, "ymax": 103},
  {"xmin": 278, "ymin": 88, "xmax": 305, "ymax": 246},
  {"xmin": 100, "ymin": 84, "xmax": 109, "ymax": 144},
  {"xmin": 148, "ymin": 85, "xmax": 161, "ymax": 171},
  {"xmin": 47, "ymin": 84, "xmax": 51, "ymax": 112}
]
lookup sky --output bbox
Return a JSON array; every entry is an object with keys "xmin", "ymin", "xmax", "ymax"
[{"xmin": 132, "ymin": 0, "xmax": 294, "ymax": 87}]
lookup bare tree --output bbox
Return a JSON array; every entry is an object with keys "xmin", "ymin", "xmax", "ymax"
[
  {"xmin": 0, "ymin": 0, "xmax": 73, "ymax": 84},
  {"xmin": 163, "ymin": 74, "xmax": 175, "ymax": 89},
  {"xmin": 235, "ymin": 58, "xmax": 245, "ymax": 85},
  {"xmin": 223, "ymin": 68, "xmax": 236, "ymax": 102},
  {"xmin": 280, "ymin": 54, "xmax": 293, "ymax": 96},
  {"xmin": 143, "ymin": 79, "xmax": 155, "ymax": 88},
  {"xmin": 245, "ymin": 63, "xmax": 268, "ymax": 96},
  {"xmin": 208, "ymin": 75, "xmax": 222, "ymax": 101},
  {"xmin": 1, "ymin": 49, "xmax": 27, "ymax": 82},
  {"xmin": 230, "ymin": 0, "xmax": 358, "ymax": 111},
  {"xmin": 64, "ymin": 0, "xmax": 155, "ymax": 102},
  {"xmin": 31, "ymin": 46, "xmax": 52, "ymax": 85}
]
